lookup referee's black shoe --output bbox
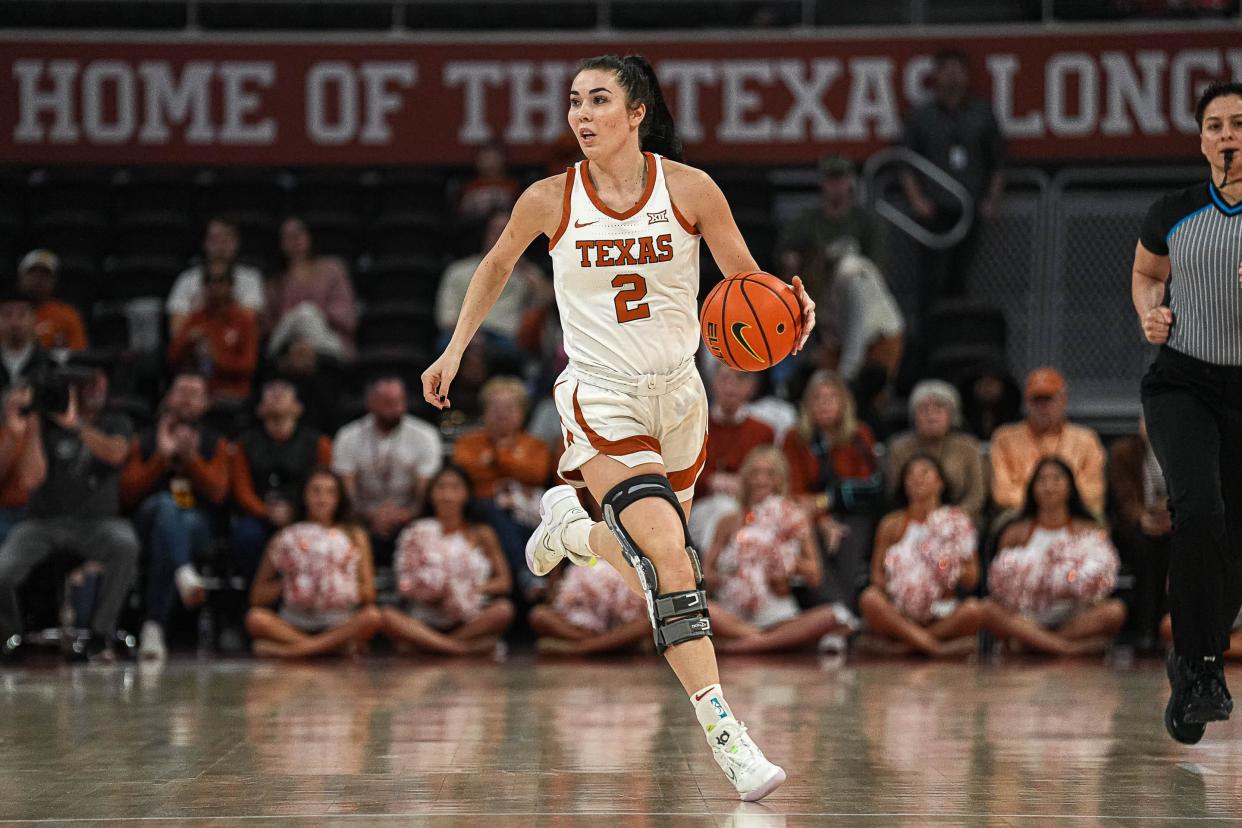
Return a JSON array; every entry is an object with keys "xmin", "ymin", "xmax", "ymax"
[
  {"xmin": 1166, "ymin": 649, "xmax": 1207, "ymax": 744},
  {"xmin": 1184, "ymin": 657, "xmax": 1233, "ymax": 724}
]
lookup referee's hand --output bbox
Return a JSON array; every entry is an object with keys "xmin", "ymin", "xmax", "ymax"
[{"xmin": 1142, "ymin": 306, "xmax": 1174, "ymax": 345}]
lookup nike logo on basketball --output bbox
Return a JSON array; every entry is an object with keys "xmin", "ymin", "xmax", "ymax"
[
  {"xmin": 731, "ymin": 321, "xmax": 762, "ymax": 361},
  {"xmin": 575, "ymin": 219, "xmax": 599, "ymax": 228}
]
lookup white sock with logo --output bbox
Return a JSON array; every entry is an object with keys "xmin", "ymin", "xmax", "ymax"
[
  {"xmin": 692, "ymin": 683, "xmax": 734, "ymax": 732},
  {"xmin": 563, "ymin": 518, "xmax": 594, "ymax": 558}
]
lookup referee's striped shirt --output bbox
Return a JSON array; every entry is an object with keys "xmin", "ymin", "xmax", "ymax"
[{"xmin": 1140, "ymin": 181, "xmax": 1242, "ymax": 366}]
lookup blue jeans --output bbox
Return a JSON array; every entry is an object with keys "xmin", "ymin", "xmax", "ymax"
[
  {"xmin": 0, "ymin": 506, "xmax": 28, "ymax": 546},
  {"xmin": 231, "ymin": 514, "xmax": 273, "ymax": 587},
  {"xmin": 135, "ymin": 493, "xmax": 212, "ymax": 625}
]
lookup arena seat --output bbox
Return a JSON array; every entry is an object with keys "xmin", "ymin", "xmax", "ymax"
[
  {"xmin": 103, "ymin": 253, "xmax": 182, "ymax": 302},
  {"xmin": 368, "ymin": 211, "xmax": 444, "ymax": 258},
  {"xmin": 354, "ymin": 346, "xmax": 431, "ymax": 391},
  {"xmin": 198, "ymin": 170, "xmax": 286, "ymax": 224},
  {"xmin": 302, "ymin": 211, "xmax": 363, "ymax": 262},
  {"xmin": 924, "ymin": 300, "xmax": 1008, "ymax": 356},
  {"xmin": 114, "ymin": 210, "xmax": 197, "ymax": 261},
  {"xmin": 354, "ymin": 254, "xmax": 443, "ymax": 305},
  {"xmin": 27, "ymin": 211, "xmax": 109, "ymax": 260},
  {"xmin": 373, "ymin": 170, "xmax": 450, "ymax": 215},
  {"xmin": 357, "ymin": 302, "xmax": 437, "ymax": 351}
]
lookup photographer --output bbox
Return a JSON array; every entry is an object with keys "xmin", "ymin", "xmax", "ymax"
[
  {"xmin": 121, "ymin": 372, "xmax": 230, "ymax": 661},
  {"xmin": 0, "ymin": 386, "xmax": 46, "ymax": 542},
  {"xmin": 0, "ymin": 360, "xmax": 139, "ymax": 662}
]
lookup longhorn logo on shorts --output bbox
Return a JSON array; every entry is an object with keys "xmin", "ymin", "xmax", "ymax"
[{"xmin": 730, "ymin": 321, "xmax": 762, "ymax": 362}]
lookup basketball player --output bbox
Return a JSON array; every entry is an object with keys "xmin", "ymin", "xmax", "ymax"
[
  {"xmin": 422, "ymin": 54, "xmax": 815, "ymax": 800},
  {"xmin": 1133, "ymin": 81, "xmax": 1242, "ymax": 744}
]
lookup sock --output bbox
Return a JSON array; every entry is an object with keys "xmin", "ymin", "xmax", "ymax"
[
  {"xmin": 174, "ymin": 564, "xmax": 203, "ymax": 599},
  {"xmin": 692, "ymin": 683, "xmax": 734, "ymax": 731},
  {"xmin": 564, "ymin": 518, "xmax": 596, "ymax": 561}
]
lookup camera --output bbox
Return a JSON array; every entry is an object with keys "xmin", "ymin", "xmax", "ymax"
[{"xmin": 19, "ymin": 361, "xmax": 98, "ymax": 417}]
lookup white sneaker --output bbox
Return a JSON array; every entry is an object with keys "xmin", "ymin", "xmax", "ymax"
[
  {"xmin": 174, "ymin": 564, "xmax": 206, "ymax": 609},
  {"xmin": 525, "ymin": 485, "xmax": 597, "ymax": 576},
  {"xmin": 706, "ymin": 718, "xmax": 786, "ymax": 802},
  {"xmin": 139, "ymin": 621, "xmax": 167, "ymax": 662}
]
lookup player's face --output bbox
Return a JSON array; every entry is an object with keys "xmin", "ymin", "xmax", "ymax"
[
  {"xmin": 1200, "ymin": 94, "xmax": 1242, "ymax": 176},
  {"xmin": 903, "ymin": 458, "xmax": 944, "ymax": 504},
  {"xmin": 568, "ymin": 69, "xmax": 644, "ymax": 157}
]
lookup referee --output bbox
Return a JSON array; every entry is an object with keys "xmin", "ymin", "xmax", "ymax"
[{"xmin": 1133, "ymin": 81, "xmax": 1242, "ymax": 744}]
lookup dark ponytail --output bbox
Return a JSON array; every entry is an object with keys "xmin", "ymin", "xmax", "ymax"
[{"xmin": 577, "ymin": 53, "xmax": 684, "ymax": 162}]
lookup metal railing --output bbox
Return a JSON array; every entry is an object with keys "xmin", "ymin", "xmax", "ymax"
[{"xmin": 859, "ymin": 146, "xmax": 975, "ymax": 251}]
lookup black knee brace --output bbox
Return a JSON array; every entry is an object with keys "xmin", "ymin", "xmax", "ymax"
[{"xmin": 601, "ymin": 473, "xmax": 711, "ymax": 654}]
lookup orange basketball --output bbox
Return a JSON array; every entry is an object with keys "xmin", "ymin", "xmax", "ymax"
[{"xmin": 700, "ymin": 271, "xmax": 802, "ymax": 371}]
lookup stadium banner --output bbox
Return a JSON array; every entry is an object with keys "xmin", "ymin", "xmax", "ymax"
[{"xmin": 1, "ymin": 28, "xmax": 1238, "ymax": 165}]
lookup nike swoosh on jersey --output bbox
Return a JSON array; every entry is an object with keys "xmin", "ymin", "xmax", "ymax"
[
  {"xmin": 731, "ymin": 322, "xmax": 762, "ymax": 361},
  {"xmin": 574, "ymin": 219, "xmax": 599, "ymax": 228}
]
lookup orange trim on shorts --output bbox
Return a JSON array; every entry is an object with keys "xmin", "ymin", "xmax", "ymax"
[
  {"xmin": 572, "ymin": 387, "xmax": 662, "ymax": 457},
  {"xmin": 547, "ymin": 166, "xmax": 577, "ymax": 251},
  {"xmin": 670, "ymin": 199, "xmax": 699, "ymax": 235},
  {"xmin": 667, "ymin": 435, "xmax": 708, "ymax": 492},
  {"xmin": 581, "ymin": 151, "xmax": 658, "ymax": 220}
]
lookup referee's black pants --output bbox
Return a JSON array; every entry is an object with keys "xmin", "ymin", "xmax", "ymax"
[{"xmin": 1141, "ymin": 346, "xmax": 1242, "ymax": 660}]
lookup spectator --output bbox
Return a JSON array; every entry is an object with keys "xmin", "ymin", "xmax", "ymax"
[
  {"xmin": 265, "ymin": 217, "xmax": 358, "ymax": 360},
  {"xmin": 332, "ymin": 377, "xmax": 442, "ymax": 564},
  {"xmin": 989, "ymin": 367, "xmax": 1106, "ymax": 516},
  {"xmin": 689, "ymin": 366, "xmax": 775, "ymax": 549},
  {"xmin": 121, "ymin": 372, "xmax": 230, "ymax": 660},
  {"xmin": 166, "ymin": 263, "xmax": 259, "ymax": 402},
  {"xmin": 703, "ymin": 446, "xmax": 857, "ymax": 653},
  {"xmin": 259, "ymin": 336, "xmax": 345, "ymax": 435},
  {"xmin": 436, "ymin": 208, "xmax": 549, "ymax": 356},
  {"xmin": 886, "ymin": 380, "xmax": 987, "ymax": 521},
  {"xmin": 245, "ymin": 467, "xmax": 382, "ymax": 658},
  {"xmin": 0, "ymin": 288, "xmax": 53, "ymax": 394},
  {"xmin": 1108, "ymin": 416, "xmax": 1172, "ymax": 647},
  {"xmin": 231, "ymin": 381, "xmax": 332, "ymax": 584},
  {"xmin": 0, "ymin": 364, "xmax": 138, "ymax": 662},
  {"xmin": 18, "ymin": 249, "xmax": 86, "ymax": 353},
  {"xmin": 0, "ymin": 386, "xmax": 44, "ymax": 542},
  {"xmin": 776, "ymin": 157, "xmax": 903, "ymax": 386},
  {"xmin": 900, "ymin": 48, "xmax": 1006, "ymax": 319},
  {"xmin": 982, "ymin": 457, "xmax": 1125, "ymax": 656},
  {"xmin": 860, "ymin": 454, "xmax": 983, "ymax": 656},
  {"xmin": 167, "ymin": 218, "xmax": 266, "ymax": 338},
  {"xmin": 778, "ymin": 155, "xmax": 888, "ymax": 300},
  {"xmin": 381, "ymin": 464, "xmax": 515, "ymax": 655},
  {"xmin": 452, "ymin": 377, "xmax": 550, "ymax": 592},
  {"xmin": 784, "ymin": 370, "xmax": 882, "ymax": 611},
  {"xmin": 456, "ymin": 144, "xmax": 520, "ymax": 221},
  {"xmin": 959, "ymin": 357, "xmax": 1022, "ymax": 441}
]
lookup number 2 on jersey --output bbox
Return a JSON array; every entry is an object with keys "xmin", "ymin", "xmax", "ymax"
[{"xmin": 611, "ymin": 274, "xmax": 650, "ymax": 323}]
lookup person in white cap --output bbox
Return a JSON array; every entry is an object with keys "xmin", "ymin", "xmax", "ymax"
[{"xmin": 17, "ymin": 249, "xmax": 87, "ymax": 354}]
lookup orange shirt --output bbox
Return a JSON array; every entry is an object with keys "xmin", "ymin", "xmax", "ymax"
[
  {"xmin": 696, "ymin": 414, "xmax": 775, "ymax": 497},
  {"xmin": 167, "ymin": 303, "xmax": 259, "ymax": 400},
  {"xmin": 35, "ymin": 300, "xmax": 87, "ymax": 352},
  {"xmin": 452, "ymin": 430, "xmax": 550, "ymax": 499},
  {"xmin": 989, "ymin": 420, "xmax": 1106, "ymax": 514}
]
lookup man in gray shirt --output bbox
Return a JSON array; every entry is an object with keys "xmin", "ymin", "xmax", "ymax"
[
  {"xmin": 900, "ymin": 49, "xmax": 1006, "ymax": 325},
  {"xmin": 0, "ymin": 361, "xmax": 138, "ymax": 663}
]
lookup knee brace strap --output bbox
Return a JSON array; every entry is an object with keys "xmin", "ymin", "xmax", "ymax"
[{"xmin": 602, "ymin": 473, "xmax": 711, "ymax": 654}]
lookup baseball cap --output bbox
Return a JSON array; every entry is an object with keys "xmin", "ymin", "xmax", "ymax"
[
  {"xmin": 818, "ymin": 154, "xmax": 854, "ymax": 178},
  {"xmin": 18, "ymin": 249, "xmax": 59, "ymax": 275},
  {"xmin": 1025, "ymin": 367, "xmax": 1066, "ymax": 399}
]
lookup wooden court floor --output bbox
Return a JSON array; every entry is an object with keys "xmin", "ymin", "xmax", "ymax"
[{"xmin": 0, "ymin": 654, "xmax": 1239, "ymax": 826}]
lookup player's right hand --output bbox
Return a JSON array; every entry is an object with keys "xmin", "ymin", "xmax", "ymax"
[
  {"xmin": 1142, "ymin": 306, "xmax": 1173, "ymax": 344},
  {"xmin": 421, "ymin": 352, "xmax": 460, "ymax": 410}
]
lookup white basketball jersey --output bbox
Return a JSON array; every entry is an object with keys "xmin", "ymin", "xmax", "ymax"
[{"xmin": 548, "ymin": 152, "xmax": 701, "ymax": 376}]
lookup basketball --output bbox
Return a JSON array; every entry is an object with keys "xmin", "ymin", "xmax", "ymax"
[{"xmin": 700, "ymin": 271, "xmax": 802, "ymax": 371}]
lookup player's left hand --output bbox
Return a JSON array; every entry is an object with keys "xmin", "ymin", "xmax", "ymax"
[{"xmin": 791, "ymin": 275, "xmax": 816, "ymax": 354}]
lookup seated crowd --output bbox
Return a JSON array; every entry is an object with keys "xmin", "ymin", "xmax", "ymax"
[{"xmin": 0, "ymin": 208, "xmax": 1178, "ymax": 665}]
